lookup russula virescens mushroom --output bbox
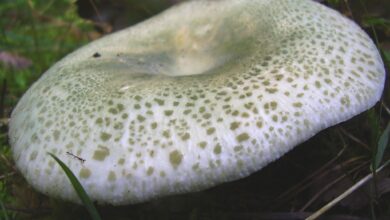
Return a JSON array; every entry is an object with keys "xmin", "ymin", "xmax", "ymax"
[{"xmin": 9, "ymin": 0, "xmax": 385, "ymax": 205}]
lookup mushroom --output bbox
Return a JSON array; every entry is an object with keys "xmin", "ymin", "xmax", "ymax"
[{"xmin": 9, "ymin": 0, "xmax": 385, "ymax": 205}]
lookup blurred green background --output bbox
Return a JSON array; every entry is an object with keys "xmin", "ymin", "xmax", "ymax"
[{"xmin": 0, "ymin": 0, "xmax": 389, "ymax": 219}]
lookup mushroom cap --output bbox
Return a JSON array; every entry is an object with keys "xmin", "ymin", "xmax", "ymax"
[{"xmin": 9, "ymin": 0, "xmax": 385, "ymax": 205}]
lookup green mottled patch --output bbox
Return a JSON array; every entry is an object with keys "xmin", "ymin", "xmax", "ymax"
[
  {"xmin": 230, "ymin": 122, "xmax": 240, "ymax": 130},
  {"xmin": 237, "ymin": 160, "xmax": 244, "ymax": 169},
  {"xmin": 137, "ymin": 115, "xmax": 146, "ymax": 122},
  {"xmin": 151, "ymin": 122, "xmax": 158, "ymax": 129},
  {"xmin": 100, "ymin": 132, "xmax": 112, "ymax": 141},
  {"xmin": 147, "ymin": 167, "xmax": 154, "ymax": 176},
  {"xmin": 324, "ymin": 78, "xmax": 332, "ymax": 84},
  {"xmin": 236, "ymin": 133, "xmax": 250, "ymax": 142},
  {"xmin": 198, "ymin": 141, "xmax": 207, "ymax": 149},
  {"xmin": 192, "ymin": 163, "xmax": 200, "ymax": 171},
  {"xmin": 164, "ymin": 110, "xmax": 173, "ymax": 116},
  {"xmin": 109, "ymin": 108, "xmax": 118, "ymax": 114},
  {"xmin": 108, "ymin": 171, "xmax": 116, "ymax": 181},
  {"xmin": 163, "ymin": 130, "xmax": 170, "ymax": 138},
  {"xmin": 44, "ymin": 167, "xmax": 53, "ymax": 175},
  {"xmin": 53, "ymin": 130, "xmax": 60, "ymax": 141},
  {"xmin": 113, "ymin": 122, "xmax": 123, "ymax": 130},
  {"xmin": 48, "ymin": 160, "xmax": 55, "ymax": 168},
  {"xmin": 209, "ymin": 160, "xmax": 216, "ymax": 168},
  {"xmin": 117, "ymin": 103, "xmax": 124, "ymax": 111},
  {"xmin": 241, "ymin": 112, "xmax": 250, "ymax": 118},
  {"xmin": 45, "ymin": 120, "xmax": 53, "ymax": 127},
  {"xmin": 118, "ymin": 158, "xmax": 125, "ymax": 165},
  {"xmin": 169, "ymin": 150, "xmax": 183, "ymax": 168},
  {"xmin": 93, "ymin": 145, "xmax": 110, "ymax": 161},
  {"xmin": 266, "ymin": 88, "xmax": 278, "ymax": 93},
  {"xmin": 203, "ymin": 113, "xmax": 212, "ymax": 119},
  {"xmin": 304, "ymin": 119, "xmax": 310, "ymax": 128},
  {"xmin": 341, "ymin": 96, "xmax": 351, "ymax": 107},
  {"xmin": 79, "ymin": 168, "xmax": 91, "ymax": 179},
  {"xmin": 30, "ymin": 151, "xmax": 38, "ymax": 161},
  {"xmin": 154, "ymin": 98, "xmax": 165, "ymax": 106},
  {"xmin": 315, "ymin": 81, "xmax": 321, "ymax": 88},
  {"xmin": 181, "ymin": 133, "xmax": 190, "ymax": 141},
  {"xmin": 213, "ymin": 144, "xmax": 222, "ymax": 155},
  {"xmin": 256, "ymin": 121, "xmax": 263, "ymax": 128},
  {"xmin": 275, "ymin": 74, "xmax": 283, "ymax": 80},
  {"xmin": 244, "ymin": 102, "xmax": 253, "ymax": 109},
  {"xmin": 270, "ymin": 101, "xmax": 278, "ymax": 110},
  {"xmin": 95, "ymin": 118, "xmax": 103, "ymax": 126},
  {"xmin": 207, "ymin": 127, "xmax": 216, "ymax": 135},
  {"xmin": 185, "ymin": 102, "xmax": 195, "ymax": 107},
  {"xmin": 234, "ymin": 146, "xmax": 243, "ymax": 152},
  {"xmin": 293, "ymin": 102, "xmax": 303, "ymax": 108}
]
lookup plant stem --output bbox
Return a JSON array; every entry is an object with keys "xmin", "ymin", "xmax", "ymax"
[{"xmin": 306, "ymin": 161, "xmax": 389, "ymax": 220}]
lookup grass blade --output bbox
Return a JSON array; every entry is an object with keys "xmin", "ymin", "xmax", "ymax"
[
  {"xmin": 48, "ymin": 153, "xmax": 102, "ymax": 220},
  {"xmin": 0, "ymin": 199, "xmax": 10, "ymax": 220},
  {"xmin": 374, "ymin": 122, "xmax": 390, "ymax": 169},
  {"xmin": 306, "ymin": 161, "xmax": 390, "ymax": 220}
]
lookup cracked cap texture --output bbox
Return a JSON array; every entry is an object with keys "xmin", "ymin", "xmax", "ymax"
[{"xmin": 9, "ymin": 0, "xmax": 385, "ymax": 205}]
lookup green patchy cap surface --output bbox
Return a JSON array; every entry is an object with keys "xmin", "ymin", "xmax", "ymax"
[{"xmin": 9, "ymin": 0, "xmax": 385, "ymax": 205}]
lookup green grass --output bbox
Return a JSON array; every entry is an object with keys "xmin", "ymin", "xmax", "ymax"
[
  {"xmin": 374, "ymin": 122, "xmax": 390, "ymax": 170},
  {"xmin": 48, "ymin": 153, "xmax": 102, "ymax": 220},
  {"xmin": 0, "ymin": 199, "xmax": 10, "ymax": 220}
]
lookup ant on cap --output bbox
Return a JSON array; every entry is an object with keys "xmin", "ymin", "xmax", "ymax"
[{"xmin": 66, "ymin": 151, "xmax": 86, "ymax": 164}]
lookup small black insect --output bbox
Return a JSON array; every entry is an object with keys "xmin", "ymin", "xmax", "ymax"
[
  {"xmin": 66, "ymin": 151, "xmax": 86, "ymax": 164},
  {"xmin": 92, "ymin": 52, "xmax": 101, "ymax": 58}
]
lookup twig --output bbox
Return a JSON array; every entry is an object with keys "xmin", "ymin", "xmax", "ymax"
[
  {"xmin": 25, "ymin": 1, "xmax": 91, "ymax": 43},
  {"xmin": 272, "ymin": 147, "xmax": 346, "ymax": 209},
  {"xmin": 306, "ymin": 161, "xmax": 390, "ymax": 220},
  {"xmin": 88, "ymin": 0, "xmax": 103, "ymax": 22},
  {"xmin": 27, "ymin": 0, "xmax": 40, "ymax": 54},
  {"xmin": 199, "ymin": 212, "xmax": 369, "ymax": 220},
  {"xmin": 343, "ymin": 0, "xmax": 354, "ymax": 19},
  {"xmin": 0, "ymin": 79, "xmax": 6, "ymax": 118},
  {"xmin": 0, "ymin": 171, "xmax": 16, "ymax": 180},
  {"xmin": 381, "ymin": 101, "xmax": 390, "ymax": 116},
  {"xmin": 0, "ymin": 154, "xmax": 15, "ymax": 171},
  {"xmin": 339, "ymin": 127, "xmax": 370, "ymax": 151},
  {"xmin": 0, "ymin": 117, "xmax": 10, "ymax": 127},
  {"xmin": 300, "ymin": 161, "xmax": 368, "ymax": 211},
  {"xmin": 4, "ymin": 205, "xmax": 51, "ymax": 215}
]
